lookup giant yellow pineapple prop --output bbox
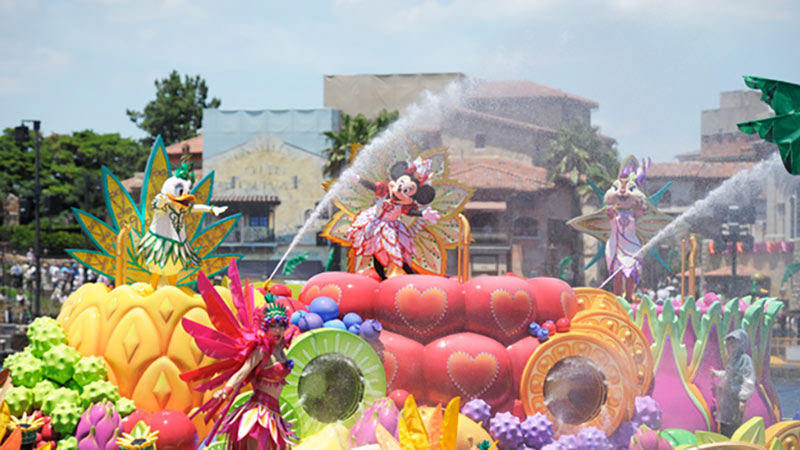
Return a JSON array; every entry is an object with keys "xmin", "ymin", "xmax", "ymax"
[{"xmin": 57, "ymin": 136, "xmax": 242, "ymax": 431}]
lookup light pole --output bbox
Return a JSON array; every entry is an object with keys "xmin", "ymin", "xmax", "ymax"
[
  {"xmin": 715, "ymin": 205, "xmax": 755, "ymax": 297},
  {"xmin": 14, "ymin": 120, "xmax": 41, "ymax": 318}
]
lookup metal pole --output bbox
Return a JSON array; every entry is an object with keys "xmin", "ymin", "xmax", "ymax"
[
  {"xmin": 34, "ymin": 120, "xmax": 40, "ymax": 318},
  {"xmin": 731, "ymin": 231, "xmax": 738, "ymax": 297}
]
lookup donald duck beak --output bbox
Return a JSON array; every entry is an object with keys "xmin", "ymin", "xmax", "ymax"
[{"xmin": 166, "ymin": 193, "xmax": 196, "ymax": 209}]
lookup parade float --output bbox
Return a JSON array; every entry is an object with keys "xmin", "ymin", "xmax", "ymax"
[{"xmin": 2, "ymin": 75, "xmax": 800, "ymax": 449}]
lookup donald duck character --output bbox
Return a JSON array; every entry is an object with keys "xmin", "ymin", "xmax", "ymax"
[{"xmin": 137, "ymin": 157, "xmax": 227, "ymax": 288}]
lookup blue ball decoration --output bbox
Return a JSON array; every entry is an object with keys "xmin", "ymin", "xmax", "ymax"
[
  {"xmin": 347, "ymin": 323, "xmax": 361, "ymax": 335},
  {"xmin": 324, "ymin": 319, "xmax": 347, "ymax": 331},
  {"xmin": 290, "ymin": 310, "xmax": 306, "ymax": 326},
  {"xmin": 360, "ymin": 319, "xmax": 382, "ymax": 342},
  {"xmin": 309, "ymin": 297, "xmax": 340, "ymax": 322},
  {"xmin": 303, "ymin": 312, "xmax": 324, "ymax": 330},
  {"xmin": 536, "ymin": 327, "xmax": 550, "ymax": 342},
  {"xmin": 528, "ymin": 322, "xmax": 541, "ymax": 336},
  {"xmin": 343, "ymin": 312, "xmax": 363, "ymax": 328}
]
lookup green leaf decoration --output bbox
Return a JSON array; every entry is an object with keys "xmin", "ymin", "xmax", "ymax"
[
  {"xmin": 660, "ymin": 428, "xmax": 698, "ymax": 447},
  {"xmin": 283, "ymin": 252, "xmax": 310, "ymax": 277},
  {"xmin": 694, "ymin": 430, "xmax": 729, "ymax": 444},
  {"xmin": 730, "ymin": 416, "xmax": 766, "ymax": 445}
]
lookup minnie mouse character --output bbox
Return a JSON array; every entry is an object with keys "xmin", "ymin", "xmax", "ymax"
[{"xmin": 347, "ymin": 157, "xmax": 441, "ymax": 278}]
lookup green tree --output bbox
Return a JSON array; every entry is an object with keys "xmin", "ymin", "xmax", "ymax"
[
  {"xmin": 0, "ymin": 128, "xmax": 146, "ymax": 223},
  {"xmin": 126, "ymin": 70, "xmax": 221, "ymax": 146},
  {"xmin": 546, "ymin": 122, "xmax": 620, "ymax": 197},
  {"xmin": 322, "ymin": 109, "xmax": 399, "ymax": 178}
]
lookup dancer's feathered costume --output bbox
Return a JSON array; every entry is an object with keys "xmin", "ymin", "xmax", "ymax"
[{"xmin": 180, "ymin": 260, "xmax": 298, "ymax": 449}]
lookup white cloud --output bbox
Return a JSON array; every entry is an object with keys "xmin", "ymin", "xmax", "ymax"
[{"xmin": 0, "ymin": 43, "xmax": 73, "ymax": 94}]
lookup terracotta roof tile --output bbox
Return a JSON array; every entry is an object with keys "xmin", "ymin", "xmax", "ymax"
[
  {"xmin": 166, "ymin": 135, "xmax": 202, "ymax": 155},
  {"xmin": 449, "ymin": 107, "xmax": 558, "ymax": 134},
  {"xmin": 648, "ymin": 161, "xmax": 754, "ymax": 179},
  {"xmin": 450, "ymin": 156, "xmax": 554, "ymax": 192},
  {"xmin": 211, "ymin": 193, "xmax": 280, "ymax": 203},
  {"xmin": 471, "ymin": 80, "xmax": 599, "ymax": 108},
  {"xmin": 121, "ymin": 169, "xmax": 203, "ymax": 191}
]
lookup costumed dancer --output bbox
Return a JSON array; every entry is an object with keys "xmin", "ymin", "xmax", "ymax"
[
  {"xmin": 347, "ymin": 157, "xmax": 441, "ymax": 278},
  {"xmin": 180, "ymin": 260, "xmax": 298, "ymax": 449},
  {"xmin": 137, "ymin": 156, "xmax": 227, "ymax": 288},
  {"xmin": 604, "ymin": 159, "xmax": 649, "ymax": 302}
]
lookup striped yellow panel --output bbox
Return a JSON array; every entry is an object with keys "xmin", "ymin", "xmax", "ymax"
[
  {"xmin": 74, "ymin": 210, "xmax": 117, "ymax": 256},
  {"xmin": 193, "ymin": 217, "xmax": 237, "ymax": 259},
  {"xmin": 144, "ymin": 143, "xmax": 170, "ymax": 229},
  {"xmin": 185, "ymin": 175, "xmax": 212, "ymax": 241},
  {"xmin": 105, "ymin": 172, "xmax": 140, "ymax": 235},
  {"xmin": 69, "ymin": 251, "xmax": 116, "ymax": 279}
]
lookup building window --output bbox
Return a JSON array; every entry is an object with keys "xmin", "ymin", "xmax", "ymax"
[
  {"xmin": 475, "ymin": 133, "xmax": 486, "ymax": 149},
  {"xmin": 513, "ymin": 217, "xmax": 538, "ymax": 238},
  {"xmin": 471, "ymin": 213, "xmax": 497, "ymax": 233},
  {"xmin": 244, "ymin": 214, "xmax": 274, "ymax": 243},
  {"xmin": 249, "ymin": 215, "xmax": 269, "ymax": 227},
  {"xmin": 230, "ymin": 177, "xmax": 237, "ymax": 189},
  {"xmin": 294, "ymin": 176, "xmax": 299, "ymax": 189}
]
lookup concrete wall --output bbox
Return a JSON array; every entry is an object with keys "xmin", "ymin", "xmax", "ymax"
[
  {"xmin": 441, "ymin": 111, "xmax": 553, "ymax": 165},
  {"xmin": 701, "ymin": 90, "xmax": 772, "ymax": 137},
  {"xmin": 466, "ymin": 97, "xmax": 591, "ymax": 130},
  {"xmin": 323, "ymin": 73, "xmax": 464, "ymax": 118}
]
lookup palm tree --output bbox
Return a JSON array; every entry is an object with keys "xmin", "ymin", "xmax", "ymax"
[
  {"xmin": 322, "ymin": 109, "xmax": 399, "ymax": 178},
  {"xmin": 546, "ymin": 122, "xmax": 619, "ymax": 198},
  {"xmin": 546, "ymin": 122, "xmax": 619, "ymax": 286}
]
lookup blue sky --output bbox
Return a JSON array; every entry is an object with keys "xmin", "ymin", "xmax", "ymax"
[{"xmin": 2, "ymin": 0, "xmax": 798, "ymax": 161}]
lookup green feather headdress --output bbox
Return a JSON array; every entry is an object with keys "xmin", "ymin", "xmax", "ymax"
[
  {"xmin": 174, "ymin": 155, "xmax": 195, "ymax": 185},
  {"xmin": 263, "ymin": 293, "xmax": 288, "ymax": 325}
]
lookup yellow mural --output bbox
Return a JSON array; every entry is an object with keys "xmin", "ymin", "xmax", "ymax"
[{"xmin": 204, "ymin": 134, "xmax": 327, "ymax": 239}]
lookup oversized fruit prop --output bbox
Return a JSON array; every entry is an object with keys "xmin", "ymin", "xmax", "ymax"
[
  {"xmin": 57, "ymin": 283, "xmax": 241, "ymax": 433},
  {"xmin": 75, "ymin": 401, "xmax": 121, "ymax": 450},
  {"xmin": 349, "ymin": 397, "xmax": 400, "ymax": 447},
  {"xmin": 147, "ymin": 410, "xmax": 197, "ymax": 450},
  {"xmin": 281, "ymin": 328, "xmax": 387, "ymax": 440}
]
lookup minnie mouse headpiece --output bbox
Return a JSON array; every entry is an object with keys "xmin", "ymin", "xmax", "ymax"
[{"xmin": 405, "ymin": 157, "xmax": 434, "ymax": 186}]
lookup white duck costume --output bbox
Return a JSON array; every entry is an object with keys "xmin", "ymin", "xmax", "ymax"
[{"xmin": 137, "ymin": 159, "xmax": 227, "ymax": 287}]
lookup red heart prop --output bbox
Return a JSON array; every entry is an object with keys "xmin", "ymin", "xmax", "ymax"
[
  {"xmin": 447, "ymin": 351, "xmax": 499, "ymax": 398},
  {"xmin": 490, "ymin": 289, "xmax": 533, "ymax": 336},
  {"xmin": 303, "ymin": 284, "xmax": 342, "ymax": 305},
  {"xmin": 395, "ymin": 286, "xmax": 448, "ymax": 334},
  {"xmin": 383, "ymin": 351, "xmax": 399, "ymax": 389}
]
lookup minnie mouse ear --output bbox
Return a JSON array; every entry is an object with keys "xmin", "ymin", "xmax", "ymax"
[
  {"xmin": 414, "ymin": 185, "xmax": 436, "ymax": 205},
  {"xmin": 390, "ymin": 161, "xmax": 409, "ymax": 179}
]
